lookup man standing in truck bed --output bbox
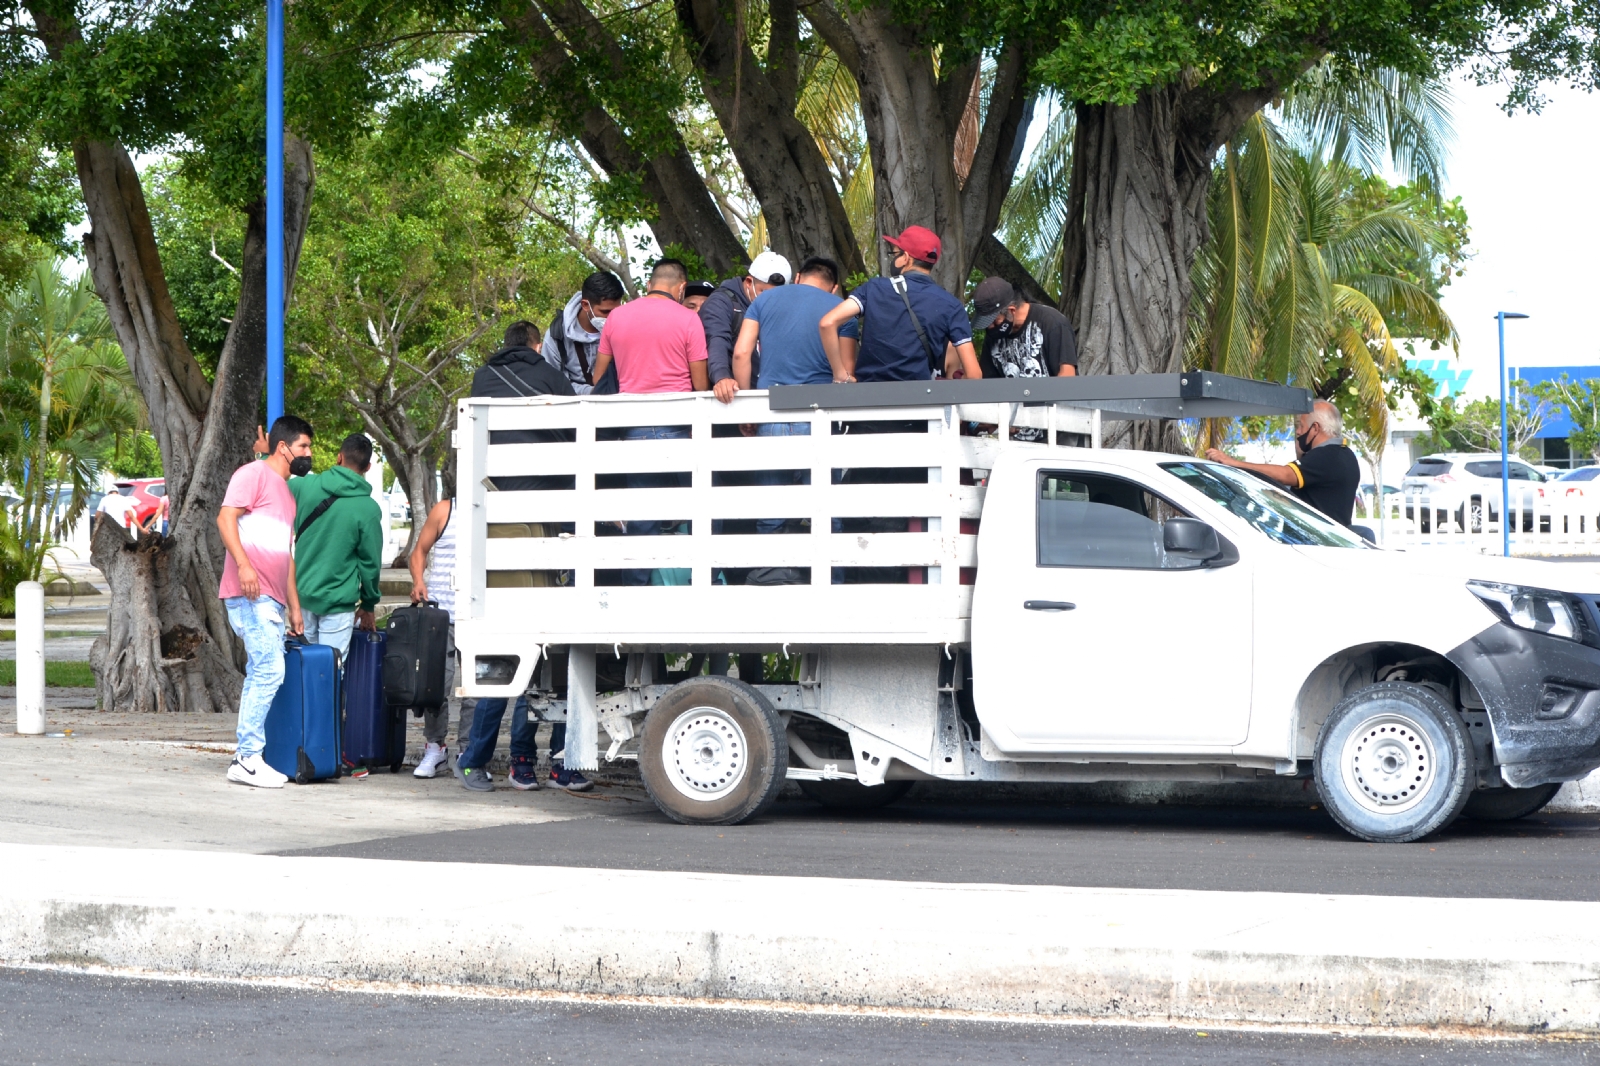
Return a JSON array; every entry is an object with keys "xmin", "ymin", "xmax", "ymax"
[{"xmin": 818, "ymin": 226, "xmax": 981, "ymax": 382}]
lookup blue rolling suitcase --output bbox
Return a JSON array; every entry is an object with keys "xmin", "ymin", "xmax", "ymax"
[
  {"xmin": 343, "ymin": 629, "xmax": 406, "ymax": 773},
  {"xmin": 263, "ymin": 638, "xmax": 342, "ymax": 783}
]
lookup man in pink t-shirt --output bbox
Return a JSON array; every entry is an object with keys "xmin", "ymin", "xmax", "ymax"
[
  {"xmin": 587, "ymin": 259, "xmax": 706, "ymax": 585},
  {"xmin": 589, "ymin": 259, "xmax": 709, "ymax": 394},
  {"xmin": 216, "ymin": 415, "xmax": 313, "ymax": 789}
]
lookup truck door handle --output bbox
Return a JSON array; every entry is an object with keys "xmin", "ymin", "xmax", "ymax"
[{"xmin": 1024, "ymin": 600, "xmax": 1075, "ymax": 612}]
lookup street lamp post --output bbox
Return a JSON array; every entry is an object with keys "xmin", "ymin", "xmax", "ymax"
[
  {"xmin": 1497, "ymin": 311, "xmax": 1529, "ymax": 557},
  {"xmin": 266, "ymin": 0, "xmax": 284, "ymax": 426}
]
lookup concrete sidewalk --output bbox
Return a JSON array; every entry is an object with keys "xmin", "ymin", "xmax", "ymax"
[{"xmin": 3, "ymin": 842, "xmax": 1598, "ymax": 1032}]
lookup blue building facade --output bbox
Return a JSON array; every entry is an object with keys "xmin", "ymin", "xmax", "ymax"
[{"xmin": 1406, "ymin": 359, "xmax": 1600, "ymax": 468}]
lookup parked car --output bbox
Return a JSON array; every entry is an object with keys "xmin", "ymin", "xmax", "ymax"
[
  {"xmin": 1552, "ymin": 466, "xmax": 1600, "ymax": 499},
  {"xmin": 1401, "ymin": 453, "xmax": 1547, "ymax": 532},
  {"xmin": 110, "ymin": 478, "xmax": 166, "ymax": 527}
]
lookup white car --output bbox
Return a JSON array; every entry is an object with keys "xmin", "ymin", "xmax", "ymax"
[
  {"xmin": 1402, "ymin": 452, "xmax": 1549, "ymax": 532},
  {"xmin": 1552, "ymin": 466, "xmax": 1600, "ymax": 499}
]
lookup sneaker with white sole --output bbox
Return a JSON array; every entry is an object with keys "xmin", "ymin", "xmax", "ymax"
[
  {"xmin": 414, "ymin": 743, "xmax": 449, "ymax": 779},
  {"xmin": 227, "ymin": 753, "xmax": 286, "ymax": 789},
  {"xmin": 509, "ymin": 756, "xmax": 540, "ymax": 791}
]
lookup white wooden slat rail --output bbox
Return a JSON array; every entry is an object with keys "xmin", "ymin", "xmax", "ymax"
[{"xmin": 454, "ymin": 392, "xmax": 1094, "ymax": 649}]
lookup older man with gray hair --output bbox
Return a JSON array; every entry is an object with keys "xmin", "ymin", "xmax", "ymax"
[{"xmin": 1205, "ymin": 399, "xmax": 1361, "ymax": 527}]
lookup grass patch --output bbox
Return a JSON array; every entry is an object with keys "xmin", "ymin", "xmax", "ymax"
[
  {"xmin": 0, "ymin": 660, "xmax": 95, "ymax": 687},
  {"xmin": 0, "ymin": 631, "xmax": 92, "ymax": 640}
]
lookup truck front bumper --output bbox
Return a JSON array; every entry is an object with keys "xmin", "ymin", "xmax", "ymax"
[{"xmin": 1450, "ymin": 621, "xmax": 1600, "ymax": 787}]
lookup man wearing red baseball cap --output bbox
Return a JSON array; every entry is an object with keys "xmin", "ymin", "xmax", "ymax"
[{"xmin": 819, "ymin": 226, "xmax": 981, "ymax": 382}]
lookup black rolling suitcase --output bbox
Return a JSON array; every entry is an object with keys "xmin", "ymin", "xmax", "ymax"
[{"xmin": 383, "ymin": 600, "xmax": 450, "ymax": 710}]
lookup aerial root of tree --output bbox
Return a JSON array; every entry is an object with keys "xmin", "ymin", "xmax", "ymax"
[{"xmin": 89, "ymin": 520, "xmax": 240, "ymax": 714}]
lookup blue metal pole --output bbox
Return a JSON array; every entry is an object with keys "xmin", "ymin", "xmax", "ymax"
[
  {"xmin": 266, "ymin": 0, "xmax": 284, "ymax": 426},
  {"xmin": 1499, "ymin": 311, "xmax": 1509, "ymax": 557}
]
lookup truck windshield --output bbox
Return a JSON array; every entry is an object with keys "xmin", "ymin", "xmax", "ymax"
[{"xmin": 1159, "ymin": 462, "xmax": 1369, "ymax": 548}]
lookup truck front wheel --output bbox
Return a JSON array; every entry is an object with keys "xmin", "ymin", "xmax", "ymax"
[
  {"xmin": 1314, "ymin": 682, "xmax": 1473, "ymax": 843},
  {"xmin": 639, "ymin": 676, "xmax": 788, "ymax": 826}
]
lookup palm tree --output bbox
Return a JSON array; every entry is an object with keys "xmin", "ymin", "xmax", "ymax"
[
  {"xmin": 0, "ymin": 259, "xmax": 145, "ymax": 613},
  {"xmin": 1185, "ymin": 65, "xmax": 1459, "ymax": 452}
]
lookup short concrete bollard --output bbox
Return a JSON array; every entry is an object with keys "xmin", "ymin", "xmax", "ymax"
[{"xmin": 14, "ymin": 581, "xmax": 44, "ymax": 735}]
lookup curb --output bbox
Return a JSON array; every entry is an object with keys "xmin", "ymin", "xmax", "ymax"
[{"xmin": 3, "ymin": 844, "xmax": 1599, "ymax": 1032}]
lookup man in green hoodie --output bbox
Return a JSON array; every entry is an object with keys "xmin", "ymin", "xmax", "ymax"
[{"xmin": 289, "ymin": 433, "xmax": 385, "ymax": 658}]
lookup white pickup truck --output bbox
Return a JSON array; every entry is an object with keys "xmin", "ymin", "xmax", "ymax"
[{"xmin": 453, "ymin": 373, "xmax": 1600, "ymax": 843}]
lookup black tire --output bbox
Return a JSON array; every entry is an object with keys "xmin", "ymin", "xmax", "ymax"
[
  {"xmin": 1314, "ymin": 682, "xmax": 1474, "ymax": 843},
  {"xmin": 1462, "ymin": 782, "xmax": 1562, "ymax": 822},
  {"xmin": 639, "ymin": 675, "xmax": 788, "ymax": 826},
  {"xmin": 797, "ymin": 779, "xmax": 913, "ymax": 809}
]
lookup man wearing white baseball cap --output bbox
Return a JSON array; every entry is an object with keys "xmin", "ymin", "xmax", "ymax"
[{"xmin": 700, "ymin": 250, "xmax": 793, "ymax": 403}]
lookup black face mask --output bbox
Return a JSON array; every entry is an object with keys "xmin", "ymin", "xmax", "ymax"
[
  {"xmin": 288, "ymin": 455, "xmax": 313, "ymax": 478},
  {"xmin": 1295, "ymin": 429, "xmax": 1317, "ymax": 452}
]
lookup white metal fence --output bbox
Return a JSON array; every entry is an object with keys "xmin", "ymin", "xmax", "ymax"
[{"xmin": 1361, "ymin": 484, "xmax": 1600, "ymax": 556}]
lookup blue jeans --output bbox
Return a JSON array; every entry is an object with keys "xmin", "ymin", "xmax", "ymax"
[
  {"xmin": 754, "ymin": 422, "xmax": 809, "ymax": 534},
  {"xmin": 623, "ymin": 425, "xmax": 691, "ymax": 585},
  {"xmin": 224, "ymin": 596, "xmax": 286, "ymax": 759},
  {"xmin": 301, "ymin": 609, "xmax": 354, "ymax": 659},
  {"xmin": 461, "ymin": 695, "xmax": 536, "ymax": 770}
]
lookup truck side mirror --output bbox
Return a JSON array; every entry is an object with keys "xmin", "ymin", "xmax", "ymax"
[{"xmin": 1163, "ymin": 517, "xmax": 1222, "ymax": 562}]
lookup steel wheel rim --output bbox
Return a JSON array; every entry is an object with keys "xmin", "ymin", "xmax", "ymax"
[
  {"xmin": 664, "ymin": 706, "xmax": 749, "ymax": 801},
  {"xmin": 1340, "ymin": 711, "xmax": 1437, "ymax": 816}
]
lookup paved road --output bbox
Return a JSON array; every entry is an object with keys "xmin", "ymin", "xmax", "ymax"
[
  {"xmin": 291, "ymin": 791, "xmax": 1600, "ymax": 900},
  {"xmin": 1, "ymin": 967, "xmax": 1593, "ymax": 1066}
]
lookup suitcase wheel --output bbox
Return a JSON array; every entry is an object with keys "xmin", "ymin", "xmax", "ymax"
[{"xmin": 296, "ymin": 749, "xmax": 315, "ymax": 785}]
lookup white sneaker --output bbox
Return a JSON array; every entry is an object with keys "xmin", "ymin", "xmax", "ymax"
[
  {"xmin": 227, "ymin": 753, "xmax": 286, "ymax": 788},
  {"xmin": 413, "ymin": 743, "xmax": 449, "ymax": 779}
]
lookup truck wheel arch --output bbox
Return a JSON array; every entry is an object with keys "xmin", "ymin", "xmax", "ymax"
[{"xmin": 1293, "ymin": 643, "xmax": 1459, "ymax": 760}]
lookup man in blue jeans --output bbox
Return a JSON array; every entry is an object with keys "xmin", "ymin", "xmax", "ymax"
[
  {"xmin": 453, "ymin": 692, "xmax": 593, "ymax": 793},
  {"xmin": 216, "ymin": 416, "xmax": 314, "ymax": 788}
]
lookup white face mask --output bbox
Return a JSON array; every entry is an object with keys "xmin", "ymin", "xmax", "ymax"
[{"xmin": 589, "ymin": 316, "xmax": 607, "ymax": 331}]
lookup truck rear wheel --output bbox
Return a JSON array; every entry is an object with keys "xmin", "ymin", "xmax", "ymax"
[
  {"xmin": 1314, "ymin": 682, "xmax": 1473, "ymax": 843},
  {"xmin": 639, "ymin": 676, "xmax": 788, "ymax": 826},
  {"xmin": 797, "ymin": 779, "xmax": 913, "ymax": 809},
  {"xmin": 1461, "ymin": 782, "xmax": 1562, "ymax": 822}
]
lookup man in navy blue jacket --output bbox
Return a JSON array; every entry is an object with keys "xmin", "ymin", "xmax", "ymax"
[{"xmin": 701, "ymin": 251, "xmax": 792, "ymax": 402}]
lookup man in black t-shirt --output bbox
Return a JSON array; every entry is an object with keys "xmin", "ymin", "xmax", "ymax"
[
  {"xmin": 970, "ymin": 277, "xmax": 1079, "ymax": 378},
  {"xmin": 1204, "ymin": 400, "xmax": 1361, "ymax": 527}
]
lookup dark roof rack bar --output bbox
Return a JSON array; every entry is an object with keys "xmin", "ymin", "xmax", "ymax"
[{"xmin": 767, "ymin": 372, "xmax": 1313, "ymax": 421}]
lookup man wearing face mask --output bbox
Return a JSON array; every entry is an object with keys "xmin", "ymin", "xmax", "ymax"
[
  {"xmin": 217, "ymin": 415, "xmax": 314, "ymax": 788},
  {"xmin": 969, "ymin": 276, "xmax": 1078, "ymax": 379},
  {"xmin": 1205, "ymin": 400, "xmax": 1361, "ymax": 527},
  {"xmin": 543, "ymin": 271, "xmax": 626, "ymax": 394}
]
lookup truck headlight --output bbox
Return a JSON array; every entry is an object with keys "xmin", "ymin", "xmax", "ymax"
[{"xmin": 1467, "ymin": 581, "xmax": 1584, "ymax": 642}]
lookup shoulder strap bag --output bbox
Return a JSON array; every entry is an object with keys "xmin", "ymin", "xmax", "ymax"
[{"xmin": 890, "ymin": 274, "xmax": 940, "ymax": 376}]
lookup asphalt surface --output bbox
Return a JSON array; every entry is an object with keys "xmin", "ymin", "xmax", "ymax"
[
  {"xmin": 288, "ymin": 791, "xmax": 1600, "ymax": 900},
  {"xmin": 2, "ymin": 967, "xmax": 1595, "ymax": 1066}
]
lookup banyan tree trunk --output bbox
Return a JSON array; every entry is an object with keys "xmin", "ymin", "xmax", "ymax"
[{"xmin": 1061, "ymin": 89, "xmax": 1211, "ymax": 453}]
